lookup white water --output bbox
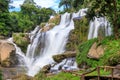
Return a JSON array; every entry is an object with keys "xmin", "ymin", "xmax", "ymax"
[{"xmin": 10, "ymin": 8, "xmax": 112, "ymax": 77}]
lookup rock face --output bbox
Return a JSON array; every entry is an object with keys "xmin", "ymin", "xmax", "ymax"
[
  {"xmin": 87, "ymin": 42, "xmax": 104, "ymax": 59},
  {"xmin": 0, "ymin": 40, "xmax": 17, "ymax": 67},
  {"xmin": 66, "ymin": 17, "xmax": 89, "ymax": 51}
]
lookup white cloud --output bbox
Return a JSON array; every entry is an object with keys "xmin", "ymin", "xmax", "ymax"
[
  {"xmin": 34, "ymin": 0, "xmax": 57, "ymax": 8},
  {"xmin": 9, "ymin": 0, "xmax": 62, "ymax": 11},
  {"xmin": 9, "ymin": 0, "xmax": 24, "ymax": 8}
]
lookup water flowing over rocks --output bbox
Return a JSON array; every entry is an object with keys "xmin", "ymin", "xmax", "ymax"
[{"xmin": 0, "ymin": 40, "xmax": 18, "ymax": 67}]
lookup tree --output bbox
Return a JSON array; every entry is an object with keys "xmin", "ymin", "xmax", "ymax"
[
  {"xmin": 85, "ymin": 0, "xmax": 120, "ymax": 38},
  {"xmin": 59, "ymin": 0, "xmax": 72, "ymax": 11},
  {"xmin": 0, "ymin": 0, "xmax": 12, "ymax": 36}
]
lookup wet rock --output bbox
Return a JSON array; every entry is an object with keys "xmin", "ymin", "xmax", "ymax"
[
  {"xmin": 87, "ymin": 42, "xmax": 104, "ymax": 59},
  {"xmin": 0, "ymin": 40, "xmax": 18, "ymax": 67},
  {"xmin": 41, "ymin": 64, "xmax": 51, "ymax": 73},
  {"xmin": 52, "ymin": 51, "xmax": 76, "ymax": 63}
]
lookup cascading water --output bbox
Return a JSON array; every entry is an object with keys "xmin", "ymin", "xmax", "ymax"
[
  {"xmin": 10, "ymin": 8, "xmax": 112, "ymax": 77},
  {"xmin": 12, "ymin": 9, "xmax": 87, "ymax": 76}
]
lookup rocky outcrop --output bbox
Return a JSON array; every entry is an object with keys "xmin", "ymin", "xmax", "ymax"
[
  {"xmin": 52, "ymin": 51, "xmax": 76, "ymax": 63},
  {"xmin": 41, "ymin": 23, "xmax": 55, "ymax": 32},
  {"xmin": 0, "ymin": 40, "xmax": 18, "ymax": 67},
  {"xmin": 87, "ymin": 42, "xmax": 104, "ymax": 59},
  {"xmin": 48, "ymin": 15, "xmax": 60, "ymax": 25},
  {"xmin": 40, "ymin": 15, "xmax": 60, "ymax": 32}
]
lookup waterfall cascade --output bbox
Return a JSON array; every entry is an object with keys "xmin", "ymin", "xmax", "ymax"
[{"xmin": 9, "ymin": 8, "xmax": 112, "ymax": 77}]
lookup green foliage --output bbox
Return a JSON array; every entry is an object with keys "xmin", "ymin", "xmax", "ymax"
[
  {"xmin": 0, "ymin": 0, "xmax": 12, "ymax": 36},
  {"xmin": 87, "ymin": 69, "xmax": 110, "ymax": 76},
  {"xmin": 76, "ymin": 38, "xmax": 98, "ymax": 67},
  {"xmin": 45, "ymin": 72, "xmax": 80, "ymax": 80},
  {"xmin": 0, "ymin": 0, "xmax": 55, "ymax": 37},
  {"xmin": 107, "ymin": 53, "xmax": 120, "ymax": 66}
]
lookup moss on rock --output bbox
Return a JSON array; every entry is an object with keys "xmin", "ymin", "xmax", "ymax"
[
  {"xmin": 13, "ymin": 33, "xmax": 30, "ymax": 53},
  {"xmin": 53, "ymin": 51, "xmax": 76, "ymax": 63},
  {"xmin": 48, "ymin": 15, "xmax": 60, "ymax": 25}
]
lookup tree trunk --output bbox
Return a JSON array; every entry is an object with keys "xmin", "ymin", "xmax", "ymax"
[{"xmin": 113, "ymin": 0, "xmax": 118, "ymax": 39}]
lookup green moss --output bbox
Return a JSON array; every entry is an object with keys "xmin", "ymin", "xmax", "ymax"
[
  {"xmin": 13, "ymin": 33, "xmax": 30, "ymax": 53},
  {"xmin": 40, "ymin": 22, "xmax": 46, "ymax": 28}
]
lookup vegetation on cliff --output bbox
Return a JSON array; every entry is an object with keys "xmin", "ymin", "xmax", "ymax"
[{"xmin": 76, "ymin": 36, "xmax": 120, "ymax": 68}]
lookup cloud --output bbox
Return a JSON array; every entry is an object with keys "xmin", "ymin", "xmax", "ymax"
[
  {"xmin": 9, "ymin": 0, "xmax": 63, "ymax": 11},
  {"xmin": 9, "ymin": 0, "xmax": 24, "ymax": 8}
]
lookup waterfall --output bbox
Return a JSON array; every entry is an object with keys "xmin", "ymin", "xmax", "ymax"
[
  {"xmin": 11, "ymin": 8, "xmax": 112, "ymax": 77},
  {"xmin": 88, "ymin": 17, "xmax": 112, "ymax": 39},
  {"xmin": 10, "ymin": 9, "xmax": 87, "ymax": 76}
]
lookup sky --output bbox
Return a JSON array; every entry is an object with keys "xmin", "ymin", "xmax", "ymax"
[{"xmin": 9, "ymin": 0, "xmax": 63, "ymax": 12}]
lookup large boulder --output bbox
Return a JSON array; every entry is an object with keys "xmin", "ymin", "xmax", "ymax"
[
  {"xmin": 87, "ymin": 42, "xmax": 104, "ymax": 59},
  {"xmin": 52, "ymin": 51, "xmax": 76, "ymax": 63},
  {"xmin": 0, "ymin": 40, "xmax": 18, "ymax": 67}
]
